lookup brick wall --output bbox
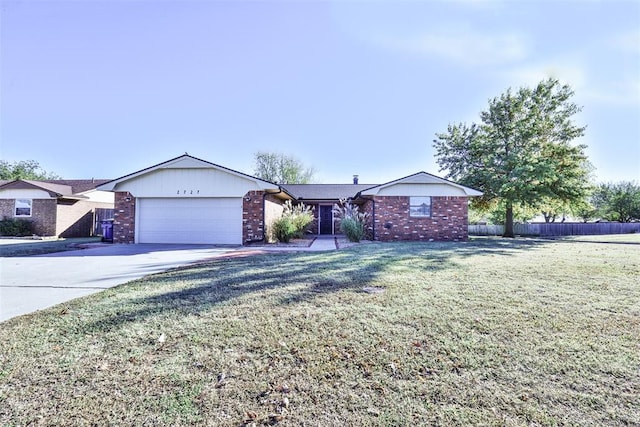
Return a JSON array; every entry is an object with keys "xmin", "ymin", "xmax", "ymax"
[
  {"xmin": 369, "ymin": 196, "xmax": 468, "ymax": 242},
  {"xmin": 113, "ymin": 192, "xmax": 136, "ymax": 243},
  {"xmin": 0, "ymin": 198, "xmax": 56, "ymax": 236},
  {"xmin": 31, "ymin": 200, "xmax": 57, "ymax": 236},
  {"xmin": 0, "ymin": 200, "xmax": 14, "ymax": 220},
  {"xmin": 243, "ymin": 191, "xmax": 266, "ymax": 243}
]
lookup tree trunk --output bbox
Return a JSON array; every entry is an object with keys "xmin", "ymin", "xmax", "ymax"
[{"xmin": 503, "ymin": 202, "xmax": 515, "ymax": 238}]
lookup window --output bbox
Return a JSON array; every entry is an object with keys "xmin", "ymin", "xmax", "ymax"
[
  {"xmin": 15, "ymin": 199, "xmax": 32, "ymax": 217},
  {"xmin": 409, "ymin": 196, "xmax": 431, "ymax": 217}
]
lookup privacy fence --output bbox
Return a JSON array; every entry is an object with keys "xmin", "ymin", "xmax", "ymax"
[{"xmin": 469, "ymin": 222, "xmax": 640, "ymax": 237}]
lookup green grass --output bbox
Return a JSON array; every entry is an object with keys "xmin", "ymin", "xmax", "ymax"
[
  {"xmin": 0, "ymin": 237, "xmax": 102, "ymax": 257},
  {"xmin": 1, "ymin": 236, "xmax": 639, "ymax": 426}
]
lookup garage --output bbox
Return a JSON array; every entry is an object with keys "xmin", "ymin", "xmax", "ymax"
[
  {"xmin": 97, "ymin": 154, "xmax": 285, "ymax": 244},
  {"xmin": 137, "ymin": 197, "xmax": 241, "ymax": 244}
]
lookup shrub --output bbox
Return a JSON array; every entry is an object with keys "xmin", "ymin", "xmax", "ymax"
[
  {"xmin": 271, "ymin": 216, "xmax": 297, "ymax": 243},
  {"xmin": 333, "ymin": 199, "xmax": 368, "ymax": 242},
  {"xmin": 286, "ymin": 201, "xmax": 314, "ymax": 238},
  {"xmin": 0, "ymin": 218, "xmax": 35, "ymax": 237},
  {"xmin": 339, "ymin": 217, "xmax": 365, "ymax": 242},
  {"xmin": 269, "ymin": 201, "xmax": 314, "ymax": 243}
]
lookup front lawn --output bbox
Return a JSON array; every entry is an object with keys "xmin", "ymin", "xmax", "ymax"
[{"xmin": 1, "ymin": 237, "xmax": 638, "ymax": 425}]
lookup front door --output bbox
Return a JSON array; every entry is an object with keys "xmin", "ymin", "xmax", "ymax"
[{"xmin": 319, "ymin": 205, "xmax": 333, "ymax": 234}]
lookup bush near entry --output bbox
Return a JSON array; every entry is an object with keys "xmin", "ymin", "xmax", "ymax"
[{"xmin": 270, "ymin": 201, "xmax": 314, "ymax": 243}]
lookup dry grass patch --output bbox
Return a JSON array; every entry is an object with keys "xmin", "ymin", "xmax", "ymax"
[{"xmin": 1, "ymin": 236, "xmax": 639, "ymax": 426}]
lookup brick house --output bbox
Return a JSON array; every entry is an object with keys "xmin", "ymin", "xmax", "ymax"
[
  {"xmin": 0, "ymin": 179, "xmax": 114, "ymax": 237},
  {"xmin": 282, "ymin": 172, "xmax": 480, "ymax": 242},
  {"xmin": 98, "ymin": 154, "xmax": 482, "ymax": 244}
]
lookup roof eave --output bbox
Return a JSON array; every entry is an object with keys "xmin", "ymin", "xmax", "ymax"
[
  {"xmin": 97, "ymin": 154, "xmax": 280, "ymax": 192},
  {"xmin": 359, "ymin": 171, "xmax": 483, "ymax": 196}
]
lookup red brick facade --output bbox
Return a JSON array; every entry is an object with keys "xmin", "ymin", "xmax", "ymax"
[
  {"xmin": 243, "ymin": 191, "xmax": 265, "ymax": 243},
  {"xmin": 113, "ymin": 192, "xmax": 136, "ymax": 243},
  {"xmin": 363, "ymin": 196, "xmax": 469, "ymax": 242},
  {"xmin": 111, "ymin": 192, "xmax": 468, "ymax": 244},
  {"xmin": 245, "ymin": 192, "xmax": 287, "ymax": 243}
]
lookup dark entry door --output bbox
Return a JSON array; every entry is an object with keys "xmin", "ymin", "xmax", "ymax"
[{"xmin": 319, "ymin": 205, "xmax": 333, "ymax": 234}]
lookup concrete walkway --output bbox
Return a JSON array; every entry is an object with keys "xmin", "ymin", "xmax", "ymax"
[
  {"xmin": 251, "ymin": 236, "xmax": 338, "ymax": 252},
  {"xmin": 308, "ymin": 236, "xmax": 338, "ymax": 251}
]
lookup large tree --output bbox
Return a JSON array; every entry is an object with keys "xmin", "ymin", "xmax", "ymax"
[
  {"xmin": 434, "ymin": 78, "xmax": 591, "ymax": 237},
  {"xmin": 592, "ymin": 181, "xmax": 640, "ymax": 222},
  {"xmin": 253, "ymin": 152, "xmax": 315, "ymax": 184},
  {"xmin": 0, "ymin": 160, "xmax": 60, "ymax": 180}
]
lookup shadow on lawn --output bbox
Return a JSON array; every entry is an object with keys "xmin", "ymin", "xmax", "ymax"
[{"xmin": 86, "ymin": 238, "xmax": 550, "ymax": 332}]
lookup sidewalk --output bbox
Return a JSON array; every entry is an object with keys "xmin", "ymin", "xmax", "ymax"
[
  {"xmin": 248, "ymin": 236, "xmax": 338, "ymax": 252},
  {"xmin": 307, "ymin": 236, "xmax": 338, "ymax": 251}
]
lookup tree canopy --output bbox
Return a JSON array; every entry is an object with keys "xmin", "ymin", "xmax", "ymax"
[
  {"xmin": 592, "ymin": 181, "xmax": 640, "ymax": 223},
  {"xmin": 253, "ymin": 152, "xmax": 315, "ymax": 184},
  {"xmin": 0, "ymin": 160, "xmax": 61, "ymax": 180},
  {"xmin": 434, "ymin": 78, "xmax": 592, "ymax": 237}
]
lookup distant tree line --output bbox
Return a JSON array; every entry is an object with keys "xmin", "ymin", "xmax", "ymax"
[
  {"xmin": 468, "ymin": 181, "xmax": 640, "ymax": 224},
  {"xmin": 589, "ymin": 181, "xmax": 640, "ymax": 223}
]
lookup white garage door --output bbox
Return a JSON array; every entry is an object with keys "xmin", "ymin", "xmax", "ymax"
[{"xmin": 137, "ymin": 198, "xmax": 242, "ymax": 244}]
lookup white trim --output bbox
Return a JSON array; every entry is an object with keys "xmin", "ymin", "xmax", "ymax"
[
  {"xmin": 134, "ymin": 198, "xmax": 141, "ymax": 243},
  {"xmin": 409, "ymin": 196, "xmax": 432, "ymax": 218},
  {"xmin": 14, "ymin": 199, "xmax": 32, "ymax": 217}
]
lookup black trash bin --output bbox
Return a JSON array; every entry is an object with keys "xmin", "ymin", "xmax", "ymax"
[{"xmin": 101, "ymin": 219, "xmax": 114, "ymax": 243}]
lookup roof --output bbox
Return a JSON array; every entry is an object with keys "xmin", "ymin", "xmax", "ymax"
[
  {"xmin": 282, "ymin": 172, "xmax": 482, "ymax": 200},
  {"xmin": 281, "ymin": 184, "xmax": 377, "ymax": 200},
  {"xmin": 42, "ymin": 179, "xmax": 111, "ymax": 194},
  {"xmin": 25, "ymin": 180, "xmax": 74, "ymax": 196},
  {"xmin": 359, "ymin": 171, "xmax": 483, "ymax": 197},
  {"xmin": 0, "ymin": 179, "xmax": 110, "ymax": 198},
  {"xmin": 98, "ymin": 153, "xmax": 281, "ymax": 192}
]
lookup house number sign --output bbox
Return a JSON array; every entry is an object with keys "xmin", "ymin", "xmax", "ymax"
[{"xmin": 176, "ymin": 190, "xmax": 200, "ymax": 195}]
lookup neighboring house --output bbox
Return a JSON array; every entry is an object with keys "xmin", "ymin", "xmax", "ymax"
[
  {"xmin": 98, "ymin": 154, "xmax": 482, "ymax": 245},
  {"xmin": 0, "ymin": 179, "xmax": 114, "ymax": 237}
]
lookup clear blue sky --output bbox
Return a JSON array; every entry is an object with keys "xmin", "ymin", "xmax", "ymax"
[{"xmin": 1, "ymin": 0, "xmax": 638, "ymax": 184}]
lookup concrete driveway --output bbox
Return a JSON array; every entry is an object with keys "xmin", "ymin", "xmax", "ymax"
[{"xmin": 0, "ymin": 244, "xmax": 235, "ymax": 323}]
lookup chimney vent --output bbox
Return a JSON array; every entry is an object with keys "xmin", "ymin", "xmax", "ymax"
[{"xmin": 353, "ymin": 175, "xmax": 359, "ymax": 184}]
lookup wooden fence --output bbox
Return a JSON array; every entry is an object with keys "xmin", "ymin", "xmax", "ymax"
[
  {"xmin": 469, "ymin": 222, "xmax": 640, "ymax": 237},
  {"xmin": 94, "ymin": 208, "xmax": 115, "ymax": 236}
]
